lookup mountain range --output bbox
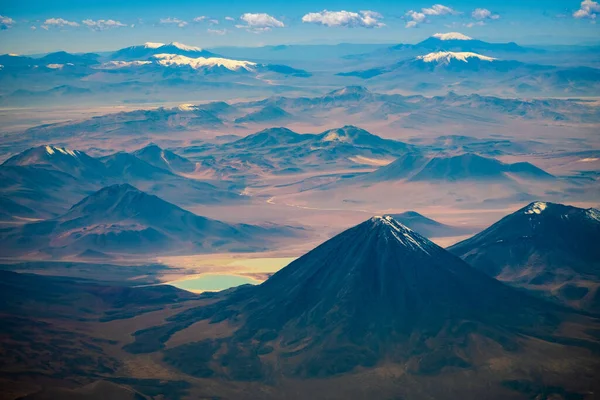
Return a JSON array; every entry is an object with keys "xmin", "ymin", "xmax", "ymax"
[
  {"xmin": 0, "ymin": 144, "xmax": 243, "ymax": 219},
  {"xmin": 449, "ymin": 202, "xmax": 600, "ymax": 313},
  {"xmin": 340, "ymin": 51, "xmax": 600, "ymax": 96},
  {"xmin": 363, "ymin": 152, "xmax": 554, "ymax": 183},
  {"xmin": 0, "ymin": 184, "xmax": 296, "ymax": 257},
  {"xmin": 117, "ymin": 215, "xmax": 600, "ymax": 398},
  {"xmin": 193, "ymin": 125, "xmax": 413, "ymax": 178},
  {"xmin": 13, "ymin": 87, "xmax": 599, "ymax": 151}
]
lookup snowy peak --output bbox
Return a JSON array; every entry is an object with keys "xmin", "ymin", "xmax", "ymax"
[
  {"xmin": 318, "ymin": 125, "xmax": 377, "ymax": 143},
  {"xmin": 2, "ymin": 145, "xmax": 82, "ymax": 166},
  {"xmin": 143, "ymin": 42, "xmax": 165, "ymax": 49},
  {"xmin": 164, "ymin": 42, "xmax": 202, "ymax": 52},
  {"xmin": 326, "ymin": 85, "xmax": 372, "ymax": 98},
  {"xmin": 432, "ymin": 32, "xmax": 473, "ymax": 41},
  {"xmin": 518, "ymin": 201, "xmax": 600, "ymax": 223},
  {"xmin": 417, "ymin": 51, "xmax": 497, "ymax": 64},
  {"xmin": 368, "ymin": 215, "xmax": 435, "ymax": 254},
  {"xmin": 152, "ymin": 54, "xmax": 257, "ymax": 71},
  {"xmin": 111, "ymin": 42, "xmax": 218, "ymax": 61},
  {"xmin": 524, "ymin": 201, "xmax": 548, "ymax": 215},
  {"xmin": 43, "ymin": 145, "xmax": 79, "ymax": 157}
]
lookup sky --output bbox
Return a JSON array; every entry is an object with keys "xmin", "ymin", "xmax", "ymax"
[{"xmin": 0, "ymin": 0, "xmax": 599, "ymax": 54}]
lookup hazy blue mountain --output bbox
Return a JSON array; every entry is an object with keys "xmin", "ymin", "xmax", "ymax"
[
  {"xmin": 0, "ymin": 184, "xmax": 294, "ymax": 256},
  {"xmin": 449, "ymin": 202, "xmax": 600, "ymax": 312},
  {"xmin": 133, "ymin": 144, "xmax": 197, "ymax": 174},
  {"xmin": 111, "ymin": 42, "xmax": 220, "ymax": 60},
  {"xmin": 389, "ymin": 211, "xmax": 474, "ymax": 238}
]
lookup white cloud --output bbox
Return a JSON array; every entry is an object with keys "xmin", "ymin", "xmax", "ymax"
[
  {"xmin": 405, "ymin": 10, "xmax": 426, "ymax": 27},
  {"xmin": 0, "ymin": 15, "xmax": 15, "ymax": 30},
  {"xmin": 30, "ymin": 25, "xmax": 37, "ymax": 30},
  {"xmin": 82, "ymin": 19, "xmax": 127, "ymax": 31},
  {"xmin": 472, "ymin": 8, "xmax": 500, "ymax": 20},
  {"xmin": 405, "ymin": 4, "xmax": 457, "ymax": 28},
  {"xmin": 422, "ymin": 4, "xmax": 458, "ymax": 16},
  {"xmin": 464, "ymin": 21, "xmax": 485, "ymax": 28},
  {"xmin": 241, "ymin": 13, "xmax": 284, "ymax": 27},
  {"xmin": 225, "ymin": 16, "xmax": 235, "ymax": 21},
  {"xmin": 208, "ymin": 28, "xmax": 228, "ymax": 35},
  {"xmin": 194, "ymin": 16, "xmax": 219, "ymax": 24},
  {"xmin": 236, "ymin": 13, "xmax": 284, "ymax": 32},
  {"xmin": 41, "ymin": 18, "xmax": 80, "ymax": 30},
  {"xmin": 159, "ymin": 17, "xmax": 188, "ymax": 28},
  {"xmin": 301, "ymin": 10, "xmax": 385, "ymax": 28},
  {"xmin": 573, "ymin": 0, "xmax": 600, "ymax": 20}
]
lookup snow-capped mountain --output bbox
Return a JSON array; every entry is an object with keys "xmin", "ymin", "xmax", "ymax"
[
  {"xmin": 449, "ymin": 202, "xmax": 600, "ymax": 312},
  {"xmin": 152, "ymin": 54, "xmax": 257, "ymax": 72},
  {"xmin": 431, "ymin": 32, "xmax": 473, "ymax": 41},
  {"xmin": 416, "ymin": 51, "xmax": 497, "ymax": 65},
  {"xmin": 152, "ymin": 215, "xmax": 582, "ymax": 382},
  {"xmin": 415, "ymin": 32, "xmax": 533, "ymax": 53},
  {"xmin": 111, "ymin": 41, "xmax": 219, "ymax": 60},
  {"xmin": 97, "ymin": 52, "xmax": 310, "ymax": 76},
  {"xmin": 2, "ymin": 145, "xmax": 106, "ymax": 179}
]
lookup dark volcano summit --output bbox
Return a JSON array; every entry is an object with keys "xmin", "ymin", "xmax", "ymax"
[
  {"xmin": 138, "ymin": 216, "xmax": 600, "ymax": 389},
  {"xmin": 449, "ymin": 201, "xmax": 600, "ymax": 312}
]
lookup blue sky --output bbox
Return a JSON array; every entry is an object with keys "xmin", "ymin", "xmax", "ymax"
[{"xmin": 0, "ymin": 0, "xmax": 598, "ymax": 54}]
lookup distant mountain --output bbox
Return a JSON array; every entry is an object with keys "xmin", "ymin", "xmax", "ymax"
[
  {"xmin": 234, "ymin": 105, "xmax": 292, "ymax": 124},
  {"xmin": 364, "ymin": 153, "xmax": 554, "ymax": 183},
  {"xmin": 340, "ymin": 51, "xmax": 534, "ymax": 79},
  {"xmin": 338, "ymin": 45, "xmax": 600, "ymax": 96},
  {"xmin": 100, "ymin": 52, "xmax": 311, "ymax": 77},
  {"xmin": 389, "ymin": 211, "xmax": 473, "ymax": 238},
  {"xmin": 449, "ymin": 202, "xmax": 600, "ymax": 312},
  {"xmin": 0, "ymin": 145, "xmax": 246, "ymax": 218},
  {"xmin": 99, "ymin": 152, "xmax": 174, "ymax": 180},
  {"xmin": 0, "ymin": 51, "xmax": 99, "ymax": 69},
  {"xmin": 38, "ymin": 51, "xmax": 100, "ymax": 66},
  {"xmin": 207, "ymin": 125, "xmax": 413, "ymax": 177},
  {"xmin": 133, "ymin": 144, "xmax": 196, "ymax": 174},
  {"xmin": 2, "ymin": 145, "xmax": 106, "ymax": 179},
  {"xmin": 0, "ymin": 184, "xmax": 294, "ymax": 256},
  {"xmin": 410, "ymin": 153, "xmax": 553, "ymax": 182},
  {"xmin": 227, "ymin": 127, "xmax": 314, "ymax": 149},
  {"xmin": 413, "ymin": 32, "xmax": 536, "ymax": 53},
  {"xmin": 141, "ymin": 215, "xmax": 598, "ymax": 391},
  {"xmin": 111, "ymin": 42, "xmax": 219, "ymax": 60}
]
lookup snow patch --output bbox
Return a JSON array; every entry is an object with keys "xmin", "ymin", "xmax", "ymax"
[
  {"xmin": 586, "ymin": 208, "xmax": 600, "ymax": 222},
  {"xmin": 177, "ymin": 103, "xmax": 197, "ymax": 111},
  {"xmin": 372, "ymin": 215, "xmax": 432, "ymax": 255},
  {"xmin": 432, "ymin": 32, "xmax": 473, "ymax": 41},
  {"xmin": 168, "ymin": 42, "xmax": 202, "ymax": 52},
  {"xmin": 152, "ymin": 54, "xmax": 257, "ymax": 71},
  {"xmin": 97, "ymin": 60, "xmax": 153, "ymax": 69},
  {"xmin": 524, "ymin": 201, "xmax": 548, "ymax": 215},
  {"xmin": 144, "ymin": 42, "xmax": 165, "ymax": 49},
  {"xmin": 418, "ymin": 51, "xmax": 496, "ymax": 64},
  {"xmin": 45, "ymin": 145, "xmax": 77, "ymax": 157},
  {"xmin": 322, "ymin": 131, "xmax": 350, "ymax": 143}
]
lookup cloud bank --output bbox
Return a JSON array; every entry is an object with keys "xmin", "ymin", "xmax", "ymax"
[{"xmin": 302, "ymin": 10, "xmax": 384, "ymax": 28}]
